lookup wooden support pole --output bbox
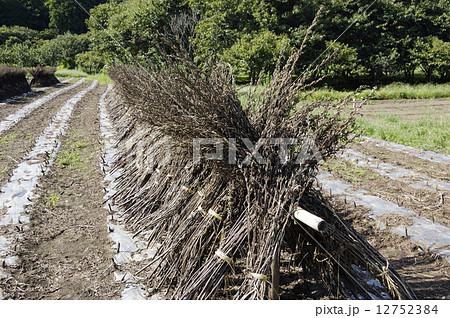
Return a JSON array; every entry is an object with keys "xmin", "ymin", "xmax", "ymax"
[{"xmin": 270, "ymin": 243, "xmax": 280, "ymax": 300}]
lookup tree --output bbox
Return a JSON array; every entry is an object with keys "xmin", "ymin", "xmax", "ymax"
[
  {"xmin": 0, "ymin": 0, "xmax": 49, "ymax": 30},
  {"xmin": 222, "ymin": 30, "xmax": 289, "ymax": 81},
  {"xmin": 190, "ymin": 0, "xmax": 278, "ymax": 60},
  {"xmin": 325, "ymin": 41, "xmax": 360, "ymax": 80},
  {"xmin": 37, "ymin": 32, "xmax": 90, "ymax": 68},
  {"xmin": 45, "ymin": 0, "xmax": 109, "ymax": 34},
  {"xmin": 0, "ymin": 25, "xmax": 39, "ymax": 45},
  {"xmin": 87, "ymin": 0, "xmax": 190, "ymax": 65},
  {"xmin": 76, "ymin": 50, "xmax": 105, "ymax": 73},
  {"xmin": 0, "ymin": 0, "xmax": 28, "ymax": 27},
  {"xmin": 411, "ymin": 36, "xmax": 450, "ymax": 82}
]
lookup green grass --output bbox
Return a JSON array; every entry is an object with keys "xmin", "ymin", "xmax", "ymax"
[
  {"xmin": 56, "ymin": 136, "xmax": 90, "ymax": 167},
  {"xmin": 238, "ymin": 82, "xmax": 450, "ymax": 103},
  {"xmin": 357, "ymin": 113, "xmax": 450, "ymax": 153},
  {"xmin": 0, "ymin": 133, "xmax": 17, "ymax": 144},
  {"xmin": 303, "ymin": 82, "xmax": 450, "ymax": 101},
  {"xmin": 323, "ymin": 160, "xmax": 379, "ymax": 183},
  {"xmin": 46, "ymin": 193, "xmax": 60, "ymax": 207},
  {"xmin": 55, "ymin": 68, "xmax": 113, "ymax": 85},
  {"xmin": 56, "ymin": 149, "xmax": 82, "ymax": 167}
]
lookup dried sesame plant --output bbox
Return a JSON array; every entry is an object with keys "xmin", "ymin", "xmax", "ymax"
[
  {"xmin": 28, "ymin": 66, "xmax": 59, "ymax": 87},
  {"xmin": 106, "ymin": 10, "xmax": 416, "ymax": 300},
  {"xmin": 0, "ymin": 66, "xmax": 31, "ymax": 101}
]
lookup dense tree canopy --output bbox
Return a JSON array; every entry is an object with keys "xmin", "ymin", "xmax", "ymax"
[
  {"xmin": 0, "ymin": 0, "xmax": 49, "ymax": 30},
  {"xmin": 45, "ymin": 0, "xmax": 110, "ymax": 34},
  {"xmin": 1, "ymin": 0, "xmax": 449, "ymax": 83}
]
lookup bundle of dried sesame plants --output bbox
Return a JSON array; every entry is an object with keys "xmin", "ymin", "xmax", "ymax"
[{"xmin": 106, "ymin": 11, "xmax": 416, "ymax": 300}]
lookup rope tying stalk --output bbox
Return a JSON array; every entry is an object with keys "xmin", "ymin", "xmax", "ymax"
[
  {"xmin": 249, "ymin": 272, "xmax": 270, "ymax": 281},
  {"xmin": 208, "ymin": 208, "xmax": 222, "ymax": 221},
  {"xmin": 215, "ymin": 249, "xmax": 235, "ymax": 274},
  {"xmin": 182, "ymin": 186, "xmax": 195, "ymax": 194}
]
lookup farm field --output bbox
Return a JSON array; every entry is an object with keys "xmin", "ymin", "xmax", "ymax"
[{"xmin": 0, "ymin": 79, "xmax": 448, "ymax": 300}]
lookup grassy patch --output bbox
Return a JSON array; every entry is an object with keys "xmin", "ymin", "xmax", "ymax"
[
  {"xmin": 55, "ymin": 68, "xmax": 113, "ymax": 85},
  {"xmin": 357, "ymin": 113, "xmax": 449, "ymax": 153},
  {"xmin": 237, "ymin": 82, "xmax": 450, "ymax": 102},
  {"xmin": 323, "ymin": 160, "xmax": 379, "ymax": 184},
  {"xmin": 301, "ymin": 82, "xmax": 450, "ymax": 101},
  {"xmin": 56, "ymin": 149, "xmax": 82, "ymax": 167},
  {"xmin": 0, "ymin": 133, "xmax": 17, "ymax": 144},
  {"xmin": 46, "ymin": 193, "xmax": 60, "ymax": 207},
  {"xmin": 56, "ymin": 137, "xmax": 90, "ymax": 167}
]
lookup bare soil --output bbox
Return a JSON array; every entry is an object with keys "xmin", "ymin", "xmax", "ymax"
[
  {"xmin": 352, "ymin": 141, "xmax": 450, "ymax": 181},
  {"xmin": 332, "ymin": 198, "xmax": 450, "ymax": 299},
  {"xmin": 0, "ymin": 84, "xmax": 121, "ymax": 299},
  {"xmin": 1, "ymin": 90, "xmax": 448, "ymax": 299},
  {"xmin": 0, "ymin": 81, "xmax": 75, "ymax": 122},
  {"xmin": 323, "ymin": 156, "xmax": 449, "ymax": 227},
  {"xmin": 0, "ymin": 81, "xmax": 90, "ymax": 187},
  {"xmin": 360, "ymin": 98, "xmax": 450, "ymax": 121},
  {"xmin": 317, "ymin": 98, "xmax": 450, "ymax": 299}
]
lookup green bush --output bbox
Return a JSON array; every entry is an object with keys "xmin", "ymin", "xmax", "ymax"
[
  {"xmin": 222, "ymin": 30, "xmax": 289, "ymax": 81},
  {"xmin": 36, "ymin": 32, "xmax": 90, "ymax": 68},
  {"xmin": 0, "ymin": 25, "xmax": 38, "ymax": 45},
  {"xmin": 75, "ymin": 51, "xmax": 105, "ymax": 74},
  {"xmin": 0, "ymin": 40, "xmax": 37, "ymax": 66},
  {"xmin": 410, "ymin": 36, "xmax": 450, "ymax": 82}
]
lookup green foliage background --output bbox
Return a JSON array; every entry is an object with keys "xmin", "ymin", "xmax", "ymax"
[{"xmin": 0, "ymin": 0, "xmax": 449, "ymax": 82}]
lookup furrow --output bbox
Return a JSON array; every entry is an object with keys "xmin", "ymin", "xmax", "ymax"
[
  {"xmin": 340, "ymin": 148, "xmax": 450, "ymax": 191},
  {"xmin": 362, "ymin": 137, "xmax": 450, "ymax": 165},
  {"xmin": 0, "ymin": 78, "xmax": 85, "ymax": 134},
  {"xmin": 98, "ymin": 84, "xmax": 157, "ymax": 300},
  {"xmin": 0, "ymin": 80, "xmax": 98, "ymax": 287},
  {"xmin": 316, "ymin": 173, "xmax": 450, "ymax": 262}
]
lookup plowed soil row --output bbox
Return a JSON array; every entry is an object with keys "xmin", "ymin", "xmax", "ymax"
[
  {"xmin": 0, "ymin": 81, "xmax": 90, "ymax": 187},
  {"xmin": 352, "ymin": 141, "xmax": 449, "ymax": 181},
  {"xmin": 322, "ymin": 155, "xmax": 449, "ymax": 227},
  {"xmin": 0, "ymin": 81, "xmax": 75, "ymax": 122},
  {"xmin": 319, "ymin": 137, "xmax": 449, "ymax": 299},
  {"xmin": 327, "ymin": 196, "xmax": 449, "ymax": 300},
  {"xmin": 0, "ymin": 83, "xmax": 122, "ymax": 299},
  {"xmin": 360, "ymin": 98, "xmax": 450, "ymax": 121}
]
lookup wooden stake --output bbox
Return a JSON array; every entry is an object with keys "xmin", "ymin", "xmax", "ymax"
[{"xmin": 270, "ymin": 243, "xmax": 280, "ymax": 300}]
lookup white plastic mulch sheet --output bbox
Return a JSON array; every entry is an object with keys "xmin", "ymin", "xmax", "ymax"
[
  {"xmin": 340, "ymin": 148, "xmax": 450, "ymax": 191},
  {"xmin": 0, "ymin": 80, "xmax": 98, "ymax": 294},
  {"xmin": 0, "ymin": 78, "xmax": 85, "ymax": 134},
  {"xmin": 316, "ymin": 173, "xmax": 450, "ymax": 261},
  {"xmin": 362, "ymin": 137, "xmax": 450, "ymax": 165},
  {"xmin": 98, "ymin": 84, "xmax": 159, "ymax": 300}
]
